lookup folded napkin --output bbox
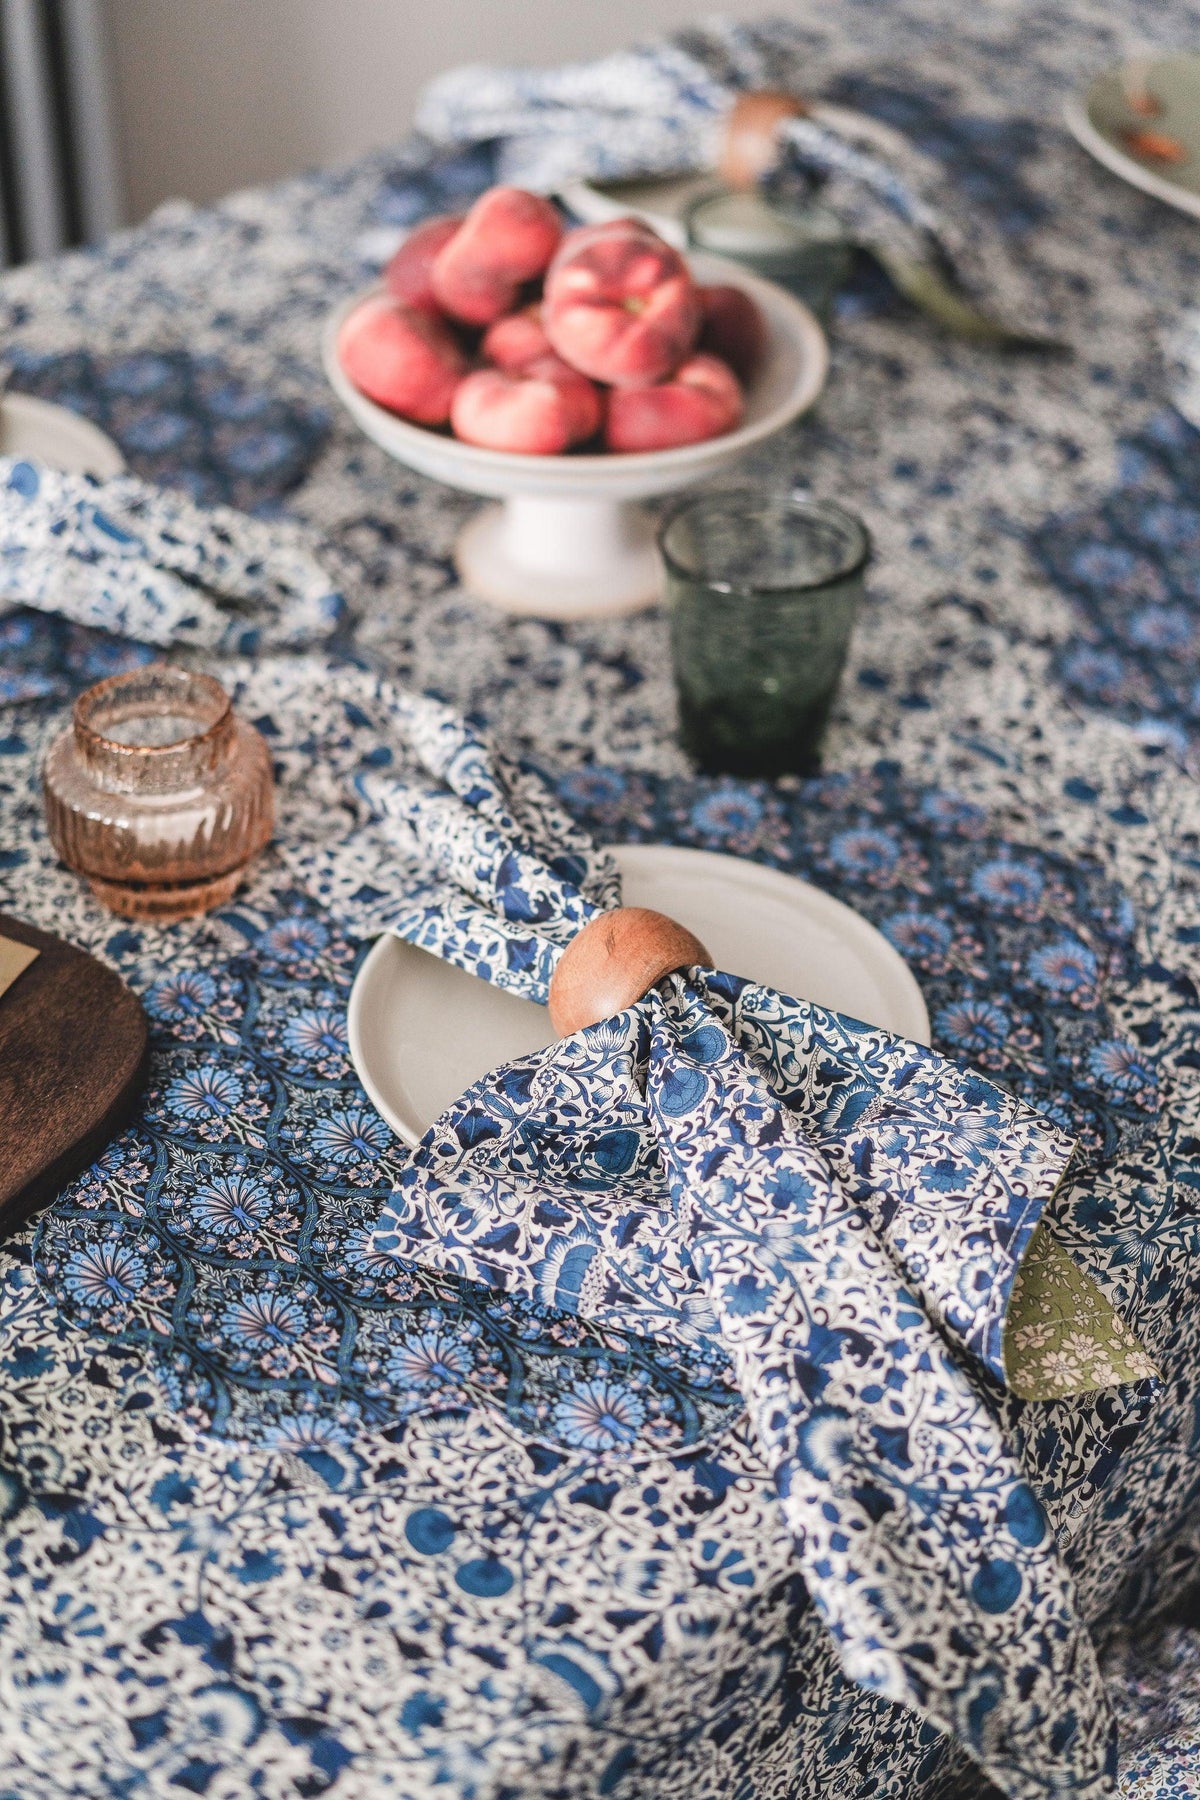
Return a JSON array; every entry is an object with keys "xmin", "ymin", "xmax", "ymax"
[
  {"xmin": 0, "ymin": 455, "xmax": 344, "ymax": 661},
  {"xmin": 282, "ymin": 683, "xmax": 1156, "ymax": 1800},
  {"xmin": 416, "ymin": 16, "xmax": 1057, "ymax": 347}
]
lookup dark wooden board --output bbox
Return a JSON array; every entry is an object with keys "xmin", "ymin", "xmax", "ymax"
[{"xmin": 0, "ymin": 913, "xmax": 148, "ymax": 1237}]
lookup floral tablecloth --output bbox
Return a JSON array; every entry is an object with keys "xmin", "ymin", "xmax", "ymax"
[{"xmin": 4, "ymin": 2, "xmax": 1200, "ymax": 1796}]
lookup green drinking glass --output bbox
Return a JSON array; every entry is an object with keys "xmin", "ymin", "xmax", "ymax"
[
  {"xmin": 684, "ymin": 192, "xmax": 852, "ymax": 323},
  {"xmin": 659, "ymin": 492, "xmax": 870, "ymax": 778}
]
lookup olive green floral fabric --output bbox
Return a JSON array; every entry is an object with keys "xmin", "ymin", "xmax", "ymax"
[{"xmin": 1008, "ymin": 1226, "xmax": 1158, "ymax": 1401}]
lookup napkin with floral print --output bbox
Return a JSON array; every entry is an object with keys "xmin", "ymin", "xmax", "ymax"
[
  {"xmin": 0, "ymin": 455, "xmax": 343, "ymax": 661},
  {"xmin": 283, "ymin": 683, "xmax": 1157, "ymax": 1800},
  {"xmin": 416, "ymin": 16, "xmax": 1060, "ymax": 347}
]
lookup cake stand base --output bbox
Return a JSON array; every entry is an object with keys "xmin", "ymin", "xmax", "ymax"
[{"xmin": 455, "ymin": 494, "xmax": 662, "ymax": 621}]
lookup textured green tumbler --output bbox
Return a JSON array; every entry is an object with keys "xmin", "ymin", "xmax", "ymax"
[{"xmin": 659, "ymin": 492, "xmax": 870, "ymax": 778}]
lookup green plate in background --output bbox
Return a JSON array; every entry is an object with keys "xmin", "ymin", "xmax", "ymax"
[{"xmin": 1066, "ymin": 52, "xmax": 1200, "ymax": 218}]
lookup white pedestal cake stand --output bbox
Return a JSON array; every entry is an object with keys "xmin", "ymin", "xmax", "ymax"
[{"xmin": 322, "ymin": 250, "xmax": 828, "ymax": 622}]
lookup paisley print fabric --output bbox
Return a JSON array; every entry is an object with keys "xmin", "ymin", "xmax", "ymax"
[{"xmin": 1, "ymin": 2, "xmax": 1200, "ymax": 1795}]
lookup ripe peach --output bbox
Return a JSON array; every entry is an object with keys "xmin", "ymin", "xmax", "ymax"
[
  {"xmin": 543, "ymin": 218, "xmax": 701, "ymax": 388},
  {"xmin": 384, "ymin": 214, "xmax": 463, "ymax": 311},
  {"xmin": 482, "ymin": 303, "xmax": 552, "ymax": 371},
  {"xmin": 526, "ymin": 356, "xmax": 603, "ymax": 444},
  {"xmin": 337, "ymin": 294, "xmax": 467, "ymax": 425},
  {"xmin": 697, "ymin": 283, "xmax": 767, "ymax": 384},
  {"xmin": 605, "ymin": 352, "xmax": 742, "ymax": 453},
  {"xmin": 451, "ymin": 357, "xmax": 601, "ymax": 454},
  {"xmin": 431, "ymin": 186, "xmax": 563, "ymax": 327}
]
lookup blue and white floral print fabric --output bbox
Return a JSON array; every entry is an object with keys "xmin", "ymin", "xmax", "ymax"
[
  {"xmin": 0, "ymin": 455, "xmax": 343, "ymax": 658},
  {"xmin": 354, "ymin": 695, "xmax": 621, "ymax": 1001},
  {"xmin": 319, "ymin": 694, "xmax": 1116, "ymax": 1800},
  {"xmin": 416, "ymin": 17, "xmax": 1016, "ymax": 310}
]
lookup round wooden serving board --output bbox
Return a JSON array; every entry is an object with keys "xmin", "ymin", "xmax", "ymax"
[{"xmin": 0, "ymin": 914, "xmax": 148, "ymax": 1236}]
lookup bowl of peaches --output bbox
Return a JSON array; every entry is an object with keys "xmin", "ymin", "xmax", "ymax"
[{"xmin": 324, "ymin": 185, "xmax": 828, "ymax": 620}]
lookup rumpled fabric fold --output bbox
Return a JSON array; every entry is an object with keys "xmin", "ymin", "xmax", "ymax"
[
  {"xmin": 282, "ymin": 682, "xmax": 1124, "ymax": 1798},
  {"xmin": 0, "ymin": 454, "xmax": 344, "ymax": 660}
]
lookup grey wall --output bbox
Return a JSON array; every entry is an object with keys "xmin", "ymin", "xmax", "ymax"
[{"xmin": 106, "ymin": 0, "xmax": 777, "ymax": 223}]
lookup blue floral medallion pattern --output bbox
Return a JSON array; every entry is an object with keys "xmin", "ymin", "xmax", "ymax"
[
  {"xmin": 3, "ymin": 5, "xmax": 1200, "ymax": 1796},
  {"xmin": 4, "ymin": 345, "xmax": 330, "ymax": 515},
  {"xmin": 1032, "ymin": 408, "xmax": 1200, "ymax": 770}
]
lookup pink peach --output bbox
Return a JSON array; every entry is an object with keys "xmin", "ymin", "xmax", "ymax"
[
  {"xmin": 431, "ymin": 186, "xmax": 563, "ymax": 327},
  {"xmin": 384, "ymin": 214, "xmax": 463, "ymax": 311},
  {"xmin": 604, "ymin": 352, "xmax": 743, "ymax": 453},
  {"xmin": 543, "ymin": 218, "xmax": 701, "ymax": 388},
  {"xmin": 337, "ymin": 294, "xmax": 466, "ymax": 425},
  {"xmin": 482, "ymin": 303, "xmax": 553, "ymax": 371},
  {"xmin": 451, "ymin": 358, "xmax": 601, "ymax": 454},
  {"xmin": 525, "ymin": 355, "xmax": 603, "ymax": 444},
  {"xmin": 697, "ymin": 283, "xmax": 767, "ymax": 384}
]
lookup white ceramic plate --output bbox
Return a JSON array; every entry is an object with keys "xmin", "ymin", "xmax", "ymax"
[
  {"xmin": 1065, "ymin": 54, "xmax": 1200, "ymax": 222},
  {"xmin": 0, "ymin": 392, "xmax": 124, "ymax": 476},
  {"xmin": 349, "ymin": 842, "xmax": 930, "ymax": 1145}
]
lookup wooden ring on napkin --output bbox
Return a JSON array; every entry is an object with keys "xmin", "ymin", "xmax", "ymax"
[
  {"xmin": 719, "ymin": 89, "xmax": 810, "ymax": 191},
  {"xmin": 548, "ymin": 908, "xmax": 712, "ymax": 1037}
]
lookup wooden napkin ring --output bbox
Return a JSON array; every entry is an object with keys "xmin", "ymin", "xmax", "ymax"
[
  {"xmin": 718, "ymin": 89, "xmax": 810, "ymax": 191},
  {"xmin": 548, "ymin": 907, "xmax": 712, "ymax": 1037}
]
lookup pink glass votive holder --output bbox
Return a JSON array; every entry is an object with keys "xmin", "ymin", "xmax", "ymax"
[{"xmin": 42, "ymin": 664, "xmax": 274, "ymax": 922}]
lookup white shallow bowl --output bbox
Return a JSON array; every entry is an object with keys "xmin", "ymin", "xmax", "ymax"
[
  {"xmin": 322, "ymin": 250, "xmax": 827, "ymax": 620},
  {"xmin": 0, "ymin": 392, "xmax": 124, "ymax": 477},
  {"xmin": 1064, "ymin": 54, "xmax": 1200, "ymax": 222},
  {"xmin": 349, "ymin": 842, "xmax": 929, "ymax": 1146}
]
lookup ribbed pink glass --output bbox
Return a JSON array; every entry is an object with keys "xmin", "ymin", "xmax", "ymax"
[{"xmin": 43, "ymin": 665, "xmax": 274, "ymax": 921}]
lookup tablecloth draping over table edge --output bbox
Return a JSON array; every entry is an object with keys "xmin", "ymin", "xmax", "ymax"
[{"xmin": 3, "ymin": 3, "xmax": 1200, "ymax": 1796}]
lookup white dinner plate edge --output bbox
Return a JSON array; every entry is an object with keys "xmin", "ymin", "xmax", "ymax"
[{"xmin": 348, "ymin": 845, "xmax": 931, "ymax": 1146}]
